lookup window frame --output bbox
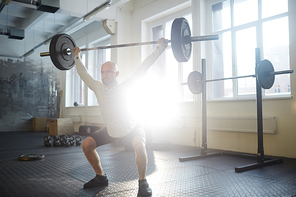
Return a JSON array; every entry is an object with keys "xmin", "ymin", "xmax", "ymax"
[
  {"xmin": 146, "ymin": 7, "xmax": 193, "ymax": 102},
  {"xmin": 208, "ymin": 0, "xmax": 291, "ymax": 101}
]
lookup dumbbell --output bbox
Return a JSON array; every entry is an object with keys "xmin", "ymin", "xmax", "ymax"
[
  {"xmin": 44, "ymin": 136, "xmax": 52, "ymax": 147},
  {"xmin": 75, "ymin": 136, "xmax": 82, "ymax": 146},
  {"xmin": 60, "ymin": 134, "xmax": 68, "ymax": 146},
  {"xmin": 65, "ymin": 140, "xmax": 71, "ymax": 147},
  {"xmin": 53, "ymin": 135, "xmax": 61, "ymax": 147},
  {"xmin": 67, "ymin": 135, "xmax": 75, "ymax": 146}
]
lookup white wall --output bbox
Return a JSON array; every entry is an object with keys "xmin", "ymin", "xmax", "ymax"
[{"xmin": 60, "ymin": 0, "xmax": 296, "ymax": 159}]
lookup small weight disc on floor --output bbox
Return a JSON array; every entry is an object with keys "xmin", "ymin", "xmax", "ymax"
[
  {"xmin": 188, "ymin": 70, "xmax": 203, "ymax": 94},
  {"xmin": 171, "ymin": 17, "xmax": 192, "ymax": 62},
  {"xmin": 18, "ymin": 154, "xmax": 45, "ymax": 161},
  {"xmin": 257, "ymin": 59, "xmax": 275, "ymax": 89},
  {"xmin": 50, "ymin": 34, "xmax": 76, "ymax": 70}
]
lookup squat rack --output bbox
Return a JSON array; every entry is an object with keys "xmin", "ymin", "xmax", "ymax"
[{"xmin": 179, "ymin": 48, "xmax": 284, "ymax": 172}]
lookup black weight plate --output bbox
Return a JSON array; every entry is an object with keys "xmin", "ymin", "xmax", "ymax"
[
  {"xmin": 257, "ymin": 59, "xmax": 275, "ymax": 89},
  {"xmin": 188, "ymin": 70, "xmax": 203, "ymax": 94},
  {"xmin": 171, "ymin": 17, "xmax": 192, "ymax": 62},
  {"xmin": 50, "ymin": 34, "xmax": 76, "ymax": 70},
  {"xmin": 18, "ymin": 154, "xmax": 45, "ymax": 161}
]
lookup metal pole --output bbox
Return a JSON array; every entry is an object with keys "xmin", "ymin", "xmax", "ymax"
[
  {"xmin": 270, "ymin": 69, "xmax": 294, "ymax": 75},
  {"xmin": 206, "ymin": 74, "xmax": 256, "ymax": 83},
  {"xmin": 201, "ymin": 59, "xmax": 207, "ymax": 155},
  {"xmin": 80, "ymin": 40, "xmax": 160, "ymax": 51},
  {"xmin": 191, "ymin": 35, "xmax": 219, "ymax": 42},
  {"xmin": 255, "ymin": 48, "xmax": 264, "ymax": 164},
  {"xmin": 78, "ymin": 35, "xmax": 218, "ymax": 51}
]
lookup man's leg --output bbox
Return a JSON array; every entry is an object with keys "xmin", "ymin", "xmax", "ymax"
[
  {"xmin": 81, "ymin": 127, "xmax": 114, "ymax": 189},
  {"xmin": 81, "ymin": 137, "xmax": 104, "ymax": 175},
  {"xmin": 132, "ymin": 136, "xmax": 148, "ymax": 180},
  {"xmin": 132, "ymin": 136, "xmax": 152, "ymax": 196}
]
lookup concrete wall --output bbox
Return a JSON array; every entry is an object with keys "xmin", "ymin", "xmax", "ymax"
[{"xmin": 0, "ymin": 57, "xmax": 61, "ymax": 132}]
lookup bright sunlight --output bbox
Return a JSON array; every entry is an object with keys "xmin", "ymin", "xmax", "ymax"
[{"xmin": 127, "ymin": 75, "xmax": 178, "ymax": 128}]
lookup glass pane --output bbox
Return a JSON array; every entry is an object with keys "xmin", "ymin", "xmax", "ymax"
[
  {"xmin": 153, "ymin": 25, "xmax": 163, "ymax": 46},
  {"xmin": 182, "ymin": 54, "xmax": 193, "ymax": 101},
  {"xmin": 263, "ymin": 17, "xmax": 290, "ymax": 95},
  {"xmin": 236, "ymin": 27, "xmax": 257, "ymax": 95},
  {"xmin": 262, "ymin": 0, "xmax": 288, "ymax": 19},
  {"xmin": 151, "ymin": 25, "xmax": 165, "ymax": 78},
  {"xmin": 182, "ymin": 57, "xmax": 192, "ymax": 83},
  {"xmin": 165, "ymin": 48, "xmax": 179, "ymax": 99},
  {"xmin": 234, "ymin": 0, "xmax": 258, "ymax": 26},
  {"xmin": 65, "ymin": 70, "xmax": 72, "ymax": 107},
  {"xmin": 184, "ymin": 14, "xmax": 192, "ymax": 36},
  {"xmin": 73, "ymin": 67, "xmax": 84, "ymax": 105},
  {"xmin": 212, "ymin": 31, "xmax": 232, "ymax": 98},
  {"xmin": 106, "ymin": 48, "xmax": 111, "ymax": 62},
  {"xmin": 182, "ymin": 84, "xmax": 193, "ymax": 101},
  {"xmin": 212, "ymin": 0, "xmax": 231, "ymax": 31}
]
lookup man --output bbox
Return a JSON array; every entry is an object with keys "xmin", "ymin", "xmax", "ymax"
[{"xmin": 73, "ymin": 38, "xmax": 167, "ymax": 196}]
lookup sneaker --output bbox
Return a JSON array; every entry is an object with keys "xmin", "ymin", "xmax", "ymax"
[
  {"xmin": 84, "ymin": 174, "xmax": 108, "ymax": 189},
  {"xmin": 137, "ymin": 179, "xmax": 152, "ymax": 196}
]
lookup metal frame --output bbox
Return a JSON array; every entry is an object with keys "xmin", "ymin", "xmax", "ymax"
[{"xmin": 179, "ymin": 48, "xmax": 283, "ymax": 172}]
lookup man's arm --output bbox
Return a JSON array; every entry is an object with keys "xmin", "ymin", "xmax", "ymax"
[
  {"xmin": 133, "ymin": 38, "xmax": 168, "ymax": 78},
  {"xmin": 73, "ymin": 50, "xmax": 97, "ymax": 91}
]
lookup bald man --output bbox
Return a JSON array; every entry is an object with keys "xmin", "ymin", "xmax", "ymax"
[{"xmin": 73, "ymin": 38, "xmax": 167, "ymax": 196}]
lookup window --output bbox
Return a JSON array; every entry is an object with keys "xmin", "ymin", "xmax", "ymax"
[
  {"xmin": 65, "ymin": 51, "xmax": 85, "ymax": 107},
  {"xmin": 147, "ymin": 13, "xmax": 193, "ymax": 102},
  {"xmin": 211, "ymin": 0, "xmax": 290, "ymax": 99},
  {"xmin": 129, "ymin": 11, "xmax": 192, "ymax": 126}
]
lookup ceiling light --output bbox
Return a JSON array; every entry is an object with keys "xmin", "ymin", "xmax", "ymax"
[
  {"xmin": 23, "ymin": 50, "xmax": 34, "ymax": 57},
  {"xmin": 83, "ymin": 0, "xmax": 111, "ymax": 21},
  {"xmin": 0, "ymin": 0, "xmax": 10, "ymax": 13}
]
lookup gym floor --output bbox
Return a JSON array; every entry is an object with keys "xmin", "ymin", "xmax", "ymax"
[{"xmin": 0, "ymin": 131, "xmax": 296, "ymax": 197}]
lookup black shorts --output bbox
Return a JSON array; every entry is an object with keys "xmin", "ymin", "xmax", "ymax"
[{"xmin": 90, "ymin": 124, "xmax": 146, "ymax": 147}]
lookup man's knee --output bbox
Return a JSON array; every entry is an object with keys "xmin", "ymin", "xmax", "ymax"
[
  {"xmin": 82, "ymin": 137, "xmax": 97, "ymax": 153},
  {"xmin": 132, "ymin": 136, "xmax": 146, "ymax": 151}
]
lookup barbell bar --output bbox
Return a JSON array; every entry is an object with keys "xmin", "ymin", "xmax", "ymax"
[
  {"xmin": 185, "ymin": 59, "xmax": 293, "ymax": 94},
  {"xmin": 40, "ymin": 17, "xmax": 219, "ymax": 70},
  {"xmin": 40, "ymin": 35, "xmax": 218, "ymax": 56}
]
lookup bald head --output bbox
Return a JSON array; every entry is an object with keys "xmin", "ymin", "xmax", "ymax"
[
  {"xmin": 102, "ymin": 61, "xmax": 118, "ymax": 71},
  {"xmin": 101, "ymin": 61, "xmax": 119, "ymax": 88}
]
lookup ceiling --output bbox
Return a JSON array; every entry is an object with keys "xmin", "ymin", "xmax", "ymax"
[{"xmin": 0, "ymin": 0, "xmax": 130, "ymax": 58}]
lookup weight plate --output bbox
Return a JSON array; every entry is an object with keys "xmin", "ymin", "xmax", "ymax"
[
  {"xmin": 18, "ymin": 154, "xmax": 45, "ymax": 161},
  {"xmin": 188, "ymin": 70, "xmax": 203, "ymax": 94},
  {"xmin": 50, "ymin": 34, "xmax": 76, "ymax": 70},
  {"xmin": 257, "ymin": 59, "xmax": 275, "ymax": 89},
  {"xmin": 171, "ymin": 17, "xmax": 192, "ymax": 62}
]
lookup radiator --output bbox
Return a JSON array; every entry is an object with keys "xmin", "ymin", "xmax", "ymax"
[
  {"xmin": 64, "ymin": 115, "xmax": 82, "ymax": 122},
  {"xmin": 207, "ymin": 116, "xmax": 276, "ymax": 134},
  {"xmin": 64, "ymin": 115, "xmax": 104, "ymax": 124}
]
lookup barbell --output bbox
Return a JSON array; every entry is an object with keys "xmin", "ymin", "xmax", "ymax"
[
  {"xmin": 187, "ymin": 59, "xmax": 293, "ymax": 94},
  {"xmin": 40, "ymin": 17, "xmax": 219, "ymax": 70}
]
